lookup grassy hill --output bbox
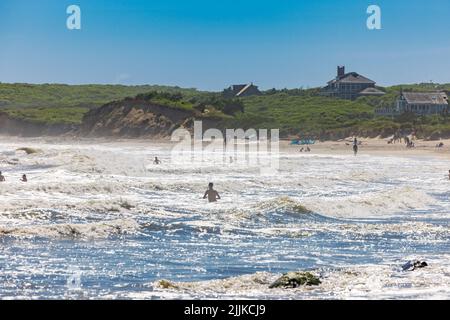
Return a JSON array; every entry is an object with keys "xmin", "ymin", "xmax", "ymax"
[
  {"xmin": 234, "ymin": 93, "xmax": 373, "ymax": 137},
  {"xmin": 229, "ymin": 85, "xmax": 450, "ymax": 139},
  {"xmin": 0, "ymin": 83, "xmax": 200, "ymax": 109},
  {"xmin": 0, "ymin": 83, "xmax": 201, "ymax": 125},
  {"xmin": 1, "ymin": 82, "xmax": 450, "ymax": 139}
]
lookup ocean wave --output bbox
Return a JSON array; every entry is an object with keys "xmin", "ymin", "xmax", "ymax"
[
  {"xmin": 229, "ymin": 187, "xmax": 434, "ymax": 222},
  {"xmin": 0, "ymin": 218, "xmax": 140, "ymax": 239},
  {"xmin": 302, "ymin": 187, "xmax": 435, "ymax": 218},
  {"xmin": 150, "ymin": 257, "xmax": 450, "ymax": 299},
  {"xmin": 0, "ymin": 198, "xmax": 140, "ymax": 220}
]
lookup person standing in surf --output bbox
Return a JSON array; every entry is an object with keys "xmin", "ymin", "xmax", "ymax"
[
  {"xmin": 0, "ymin": 171, "xmax": 5, "ymax": 182},
  {"xmin": 203, "ymin": 183, "xmax": 221, "ymax": 203},
  {"xmin": 353, "ymin": 138, "xmax": 358, "ymax": 156}
]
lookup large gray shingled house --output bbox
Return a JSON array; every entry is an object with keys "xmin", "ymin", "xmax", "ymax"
[{"xmin": 321, "ymin": 66, "xmax": 385, "ymax": 100}]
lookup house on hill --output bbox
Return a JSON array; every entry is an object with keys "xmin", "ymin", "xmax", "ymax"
[
  {"xmin": 376, "ymin": 91, "xmax": 448, "ymax": 116},
  {"xmin": 321, "ymin": 66, "xmax": 385, "ymax": 100},
  {"xmin": 223, "ymin": 83, "xmax": 261, "ymax": 98}
]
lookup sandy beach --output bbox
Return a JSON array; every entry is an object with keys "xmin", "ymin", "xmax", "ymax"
[{"xmin": 281, "ymin": 138, "xmax": 450, "ymax": 159}]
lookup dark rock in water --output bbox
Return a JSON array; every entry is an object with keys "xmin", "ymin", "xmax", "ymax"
[
  {"xmin": 157, "ymin": 279, "xmax": 179, "ymax": 289},
  {"xmin": 269, "ymin": 272, "xmax": 321, "ymax": 289},
  {"xmin": 402, "ymin": 260, "xmax": 428, "ymax": 271}
]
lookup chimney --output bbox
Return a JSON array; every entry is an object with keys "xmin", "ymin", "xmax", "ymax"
[{"xmin": 337, "ymin": 66, "xmax": 345, "ymax": 78}]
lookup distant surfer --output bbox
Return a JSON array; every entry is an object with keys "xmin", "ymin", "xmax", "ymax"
[
  {"xmin": 0, "ymin": 171, "xmax": 5, "ymax": 182},
  {"xmin": 448, "ymin": 170, "xmax": 450, "ymax": 180},
  {"xmin": 353, "ymin": 138, "xmax": 358, "ymax": 156},
  {"xmin": 20, "ymin": 174, "xmax": 27, "ymax": 182},
  {"xmin": 203, "ymin": 183, "xmax": 221, "ymax": 203},
  {"xmin": 154, "ymin": 157, "xmax": 161, "ymax": 165}
]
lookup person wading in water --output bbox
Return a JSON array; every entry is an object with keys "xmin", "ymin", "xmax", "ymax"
[
  {"xmin": 203, "ymin": 183, "xmax": 221, "ymax": 203},
  {"xmin": 353, "ymin": 138, "xmax": 359, "ymax": 156}
]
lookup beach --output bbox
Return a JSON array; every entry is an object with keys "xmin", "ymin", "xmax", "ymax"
[
  {"xmin": 0, "ymin": 136, "xmax": 449, "ymax": 299},
  {"xmin": 282, "ymin": 138, "xmax": 450, "ymax": 157}
]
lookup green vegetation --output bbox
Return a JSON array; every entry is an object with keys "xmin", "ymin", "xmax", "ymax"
[
  {"xmin": 228, "ymin": 85, "xmax": 450, "ymax": 139},
  {"xmin": 1, "ymin": 82, "xmax": 450, "ymax": 139},
  {"xmin": 134, "ymin": 91, "xmax": 240, "ymax": 119},
  {"xmin": 0, "ymin": 83, "xmax": 200, "ymax": 109},
  {"xmin": 3, "ymin": 107, "xmax": 89, "ymax": 125},
  {"xmin": 0, "ymin": 83, "xmax": 202, "ymax": 125},
  {"xmin": 134, "ymin": 92, "xmax": 197, "ymax": 111},
  {"xmin": 232, "ymin": 93, "xmax": 373, "ymax": 138}
]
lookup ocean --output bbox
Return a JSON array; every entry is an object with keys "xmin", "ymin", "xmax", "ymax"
[{"xmin": 0, "ymin": 138, "xmax": 449, "ymax": 299}]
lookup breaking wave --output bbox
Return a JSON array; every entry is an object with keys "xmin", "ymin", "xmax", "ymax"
[
  {"xmin": 149, "ymin": 256, "xmax": 450, "ymax": 300},
  {"xmin": 0, "ymin": 218, "xmax": 140, "ymax": 239}
]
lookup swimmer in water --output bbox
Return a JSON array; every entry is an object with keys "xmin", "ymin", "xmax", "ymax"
[
  {"xmin": 154, "ymin": 157, "xmax": 161, "ymax": 165},
  {"xmin": 20, "ymin": 174, "xmax": 27, "ymax": 182},
  {"xmin": 0, "ymin": 171, "xmax": 5, "ymax": 182},
  {"xmin": 203, "ymin": 183, "xmax": 221, "ymax": 203}
]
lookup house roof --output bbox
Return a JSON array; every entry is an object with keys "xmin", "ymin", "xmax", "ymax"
[
  {"xmin": 328, "ymin": 72, "xmax": 376, "ymax": 85},
  {"xmin": 402, "ymin": 92, "xmax": 448, "ymax": 105},
  {"xmin": 236, "ymin": 84, "xmax": 254, "ymax": 97},
  {"xmin": 231, "ymin": 84, "xmax": 247, "ymax": 92},
  {"xmin": 358, "ymin": 87, "xmax": 386, "ymax": 96}
]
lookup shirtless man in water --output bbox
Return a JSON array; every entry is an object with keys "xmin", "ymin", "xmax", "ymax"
[
  {"xmin": 0, "ymin": 171, "xmax": 5, "ymax": 182},
  {"xmin": 203, "ymin": 183, "xmax": 221, "ymax": 203}
]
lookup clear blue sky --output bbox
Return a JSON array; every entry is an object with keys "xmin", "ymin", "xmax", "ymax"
[{"xmin": 1, "ymin": 0, "xmax": 450, "ymax": 91}]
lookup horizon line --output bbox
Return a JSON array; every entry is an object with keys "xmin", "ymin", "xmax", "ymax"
[{"xmin": 1, "ymin": 81, "xmax": 449, "ymax": 93}]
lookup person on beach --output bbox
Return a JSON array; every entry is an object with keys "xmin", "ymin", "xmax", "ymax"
[
  {"xmin": 0, "ymin": 171, "xmax": 5, "ymax": 182},
  {"xmin": 154, "ymin": 157, "xmax": 161, "ymax": 165},
  {"xmin": 448, "ymin": 170, "xmax": 450, "ymax": 180},
  {"xmin": 353, "ymin": 138, "xmax": 358, "ymax": 156},
  {"xmin": 203, "ymin": 183, "xmax": 221, "ymax": 203},
  {"xmin": 20, "ymin": 174, "xmax": 27, "ymax": 182},
  {"xmin": 404, "ymin": 136, "xmax": 410, "ymax": 146}
]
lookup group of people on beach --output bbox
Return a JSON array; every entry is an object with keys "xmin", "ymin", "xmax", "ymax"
[
  {"xmin": 388, "ymin": 133, "xmax": 416, "ymax": 148},
  {"xmin": 0, "ymin": 171, "xmax": 27, "ymax": 183},
  {"xmin": 299, "ymin": 147, "xmax": 311, "ymax": 153}
]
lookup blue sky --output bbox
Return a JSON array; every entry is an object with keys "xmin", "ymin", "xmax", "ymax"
[{"xmin": 1, "ymin": 0, "xmax": 450, "ymax": 90}]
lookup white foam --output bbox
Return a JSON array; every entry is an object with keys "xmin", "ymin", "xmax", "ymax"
[
  {"xmin": 0, "ymin": 218, "xmax": 140, "ymax": 239},
  {"xmin": 148, "ymin": 257, "xmax": 450, "ymax": 300}
]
